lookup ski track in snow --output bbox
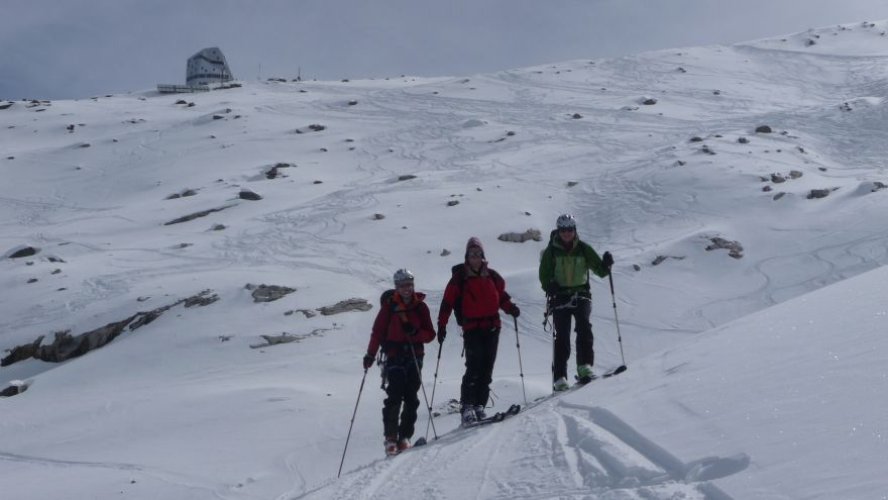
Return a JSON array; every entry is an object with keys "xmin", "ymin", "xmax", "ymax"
[{"xmin": 293, "ymin": 396, "xmax": 747, "ymax": 500}]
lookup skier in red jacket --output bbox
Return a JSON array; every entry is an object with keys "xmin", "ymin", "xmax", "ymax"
[
  {"xmin": 438, "ymin": 237, "xmax": 520, "ymax": 425},
  {"xmin": 364, "ymin": 269, "xmax": 436, "ymax": 455}
]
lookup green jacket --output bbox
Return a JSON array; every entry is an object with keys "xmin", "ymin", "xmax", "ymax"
[{"xmin": 539, "ymin": 230, "xmax": 609, "ymax": 295}]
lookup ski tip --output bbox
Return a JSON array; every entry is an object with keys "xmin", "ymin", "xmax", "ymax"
[
  {"xmin": 413, "ymin": 437, "xmax": 427, "ymax": 447},
  {"xmin": 602, "ymin": 365, "xmax": 628, "ymax": 378}
]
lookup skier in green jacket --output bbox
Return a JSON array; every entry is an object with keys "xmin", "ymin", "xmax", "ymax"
[{"xmin": 539, "ymin": 214, "xmax": 613, "ymax": 391}]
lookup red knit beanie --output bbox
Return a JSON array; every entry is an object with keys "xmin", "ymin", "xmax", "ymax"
[{"xmin": 465, "ymin": 237, "xmax": 485, "ymax": 259}]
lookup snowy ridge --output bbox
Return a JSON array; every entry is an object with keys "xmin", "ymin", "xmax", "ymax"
[{"xmin": 2, "ymin": 21, "xmax": 888, "ymax": 500}]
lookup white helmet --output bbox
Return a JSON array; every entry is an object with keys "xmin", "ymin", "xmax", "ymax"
[
  {"xmin": 393, "ymin": 268, "xmax": 415, "ymax": 285},
  {"xmin": 556, "ymin": 214, "xmax": 576, "ymax": 230}
]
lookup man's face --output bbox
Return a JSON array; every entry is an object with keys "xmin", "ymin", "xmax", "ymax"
[
  {"xmin": 559, "ymin": 227, "xmax": 576, "ymax": 243},
  {"xmin": 467, "ymin": 248, "xmax": 484, "ymax": 270},
  {"xmin": 397, "ymin": 281, "xmax": 414, "ymax": 300}
]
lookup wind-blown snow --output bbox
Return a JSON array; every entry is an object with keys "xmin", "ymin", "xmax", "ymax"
[{"xmin": 1, "ymin": 20, "xmax": 887, "ymax": 500}]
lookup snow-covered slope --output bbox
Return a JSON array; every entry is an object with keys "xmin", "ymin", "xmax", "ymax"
[{"xmin": 1, "ymin": 20, "xmax": 887, "ymax": 500}]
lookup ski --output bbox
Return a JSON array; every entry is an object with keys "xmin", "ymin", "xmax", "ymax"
[
  {"xmin": 601, "ymin": 364, "xmax": 627, "ymax": 378},
  {"xmin": 402, "ymin": 367, "xmax": 627, "ymax": 454},
  {"xmin": 461, "ymin": 403, "xmax": 521, "ymax": 428}
]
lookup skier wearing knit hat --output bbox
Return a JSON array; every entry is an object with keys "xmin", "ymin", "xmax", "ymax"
[{"xmin": 438, "ymin": 237, "xmax": 520, "ymax": 426}]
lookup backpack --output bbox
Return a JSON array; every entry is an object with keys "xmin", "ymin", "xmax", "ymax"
[
  {"xmin": 450, "ymin": 265, "xmax": 467, "ymax": 326},
  {"xmin": 379, "ymin": 289, "xmax": 397, "ymax": 311},
  {"xmin": 449, "ymin": 264, "xmax": 503, "ymax": 327}
]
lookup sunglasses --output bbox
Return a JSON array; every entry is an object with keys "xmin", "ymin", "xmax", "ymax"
[
  {"xmin": 559, "ymin": 227, "xmax": 576, "ymax": 233},
  {"xmin": 467, "ymin": 251, "xmax": 484, "ymax": 258}
]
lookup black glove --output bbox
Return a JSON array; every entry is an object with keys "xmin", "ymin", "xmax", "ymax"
[
  {"xmin": 602, "ymin": 251, "xmax": 614, "ymax": 269},
  {"xmin": 437, "ymin": 325, "xmax": 446, "ymax": 344},
  {"xmin": 509, "ymin": 304, "xmax": 521, "ymax": 318},
  {"xmin": 363, "ymin": 354, "xmax": 374, "ymax": 370},
  {"xmin": 402, "ymin": 322, "xmax": 417, "ymax": 336},
  {"xmin": 545, "ymin": 281, "xmax": 560, "ymax": 296}
]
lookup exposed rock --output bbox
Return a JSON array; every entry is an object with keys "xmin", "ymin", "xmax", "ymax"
[
  {"xmin": 0, "ymin": 102, "xmax": 13, "ymax": 110},
  {"xmin": 773, "ymin": 192, "xmax": 787, "ymax": 201},
  {"xmin": 1, "ymin": 336, "xmax": 44, "ymax": 366},
  {"xmin": 641, "ymin": 97, "xmax": 658, "ymax": 105},
  {"xmin": 250, "ymin": 333, "xmax": 299, "ymax": 348},
  {"xmin": 249, "ymin": 327, "xmax": 331, "ymax": 349},
  {"xmin": 441, "ymin": 249, "xmax": 451, "ymax": 257},
  {"xmin": 239, "ymin": 189, "xmax": 262, "ymax": 201},
  {"xmin": 184, "ymin": 291, "xmax": 220, "ymax": 307},
  {"xmin": 763, "ymin": 186, "xmax": 773, "ymax": 192},
  {"xmin": 246, "ymin": 284, "xmax": 296, "ymax": 303},
  {"xmin": 807, "ymin": 188, "xmax": 835, "ymax": 199},
  {"xmin": 0, "ymin": 290, "xmax": 221, "ymax": 368},
  {"xmin": 738, "ymin": 137, "xmax": 749, "ymax": 144},
  {"xmin": 164, "ymin": 205, "xmax": 234, "ymax": 225},
  {"xmin": 372, "ymin": 213, "xmax": 385, "ymax": 220},
  {"xmin": 652, "ymin": 255, "xmax": 686, "ymax": 266},
  {"xmin": 7, "ymin": 246, "xmax": 39, "ymax": 259},
  {"xmin": 285, "ymin": 309, "xmax": 317, "ymax": 318},
  {"xmin": 689, "ymin": 136, "xmax": 704, "ymax": 143},
  {"xmin": 0, "ymin": 381, "xmax": 29, "ymax": 398},
  {"xmin": 166, "ymin": 188, "xmax": 198, "ymax": 200},
  {"xmin": 498, "ymin": 229, "xmax": 542, "ymax": 243},
  {"xmin": 706, "ymin": 237, "xmax": 744, "ymax": 259},
  {"xmin": 566, "ymin": 181, "xmax": 579, "ymax": 187},
  {"xmin": 316, "ymin": 298, "xmax": 373, "ymax": 315},
  {"xmin": 571, "ymin": 113, "xmax": 583, "ymax": 119},
  {"xmin": 789, "ymin": 170, "xmax": 803, "ymax": 179},
  {"xmin": 294, "ymin": 124, "xmax": 327, "ymax": 134},
  {"xmin": 770, "ymin": 173, "xmax": 786, "ymax": 183},
  {"xmin": 266, "ymin": 162, "xmax": 292, "ymax": 179},
  {"xmin": 447, "ymin": 200, "xmax": 460, "ymax": 207},
  {"xmin": 755, "ymin": 125, "xmax": 773, "ymax": 134},
  {"xmin": 397, "ymin": 174, "xmax": 417, "ymax": 181}
]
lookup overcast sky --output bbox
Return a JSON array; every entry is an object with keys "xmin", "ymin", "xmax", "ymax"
[{"xmin": 4, "ymin": 0, "xmax": 888, "ymax": 101}]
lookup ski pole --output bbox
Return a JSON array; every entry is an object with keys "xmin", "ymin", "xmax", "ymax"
[
  {"xmin": 607, "ymin": 272, "xmax": 628, "ymax": 376},
  {"xmin": 338, "ymin": 367, "xmax": 369, "ymax": 478},
  {"xmin": 545, "ymin": 294, "xmax": 555, "ymax": 391},
  {"xmin": 422, "ymin": 342, "xmax": 444, "ymax": 442},
  {"xmin": 408, "ymin": 341, "xmax": 438, "ymax": 441},
  {"xmin": 513, "ymin": 316, "xmax": 528, "ymax": 406}
]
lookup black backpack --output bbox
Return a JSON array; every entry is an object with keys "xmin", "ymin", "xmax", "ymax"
[{"xmin": 380, "ymin": 289, "xmax": 397, "ymax": 310}]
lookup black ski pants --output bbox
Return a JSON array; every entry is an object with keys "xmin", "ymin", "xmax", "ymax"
[
  {"xmin": 382, "ymin": 355, "xmax": 422, "ymax": 440},
  {"xmin": 552, "ymin": 294, "xmax": 594, "ymax": 381},
  {"xmin": 460, "ymin": 327, "xmax": 500, "ymax": 408}
]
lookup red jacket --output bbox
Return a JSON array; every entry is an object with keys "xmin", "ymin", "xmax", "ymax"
[
  {"xmin": 367, "ymin": 291, "xmax": 436, "ymax": 359},
  {"xmin": 438, "ymin": 263, "xmax": 516, "ymax": 331}
]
